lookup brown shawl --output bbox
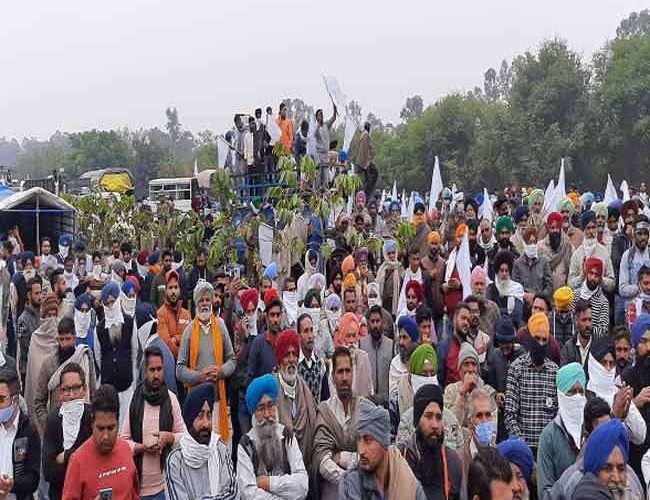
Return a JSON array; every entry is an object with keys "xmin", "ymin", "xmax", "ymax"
[
  {"xmin": 276, "ymin": 376, "xmax": 317, "ymax": 472},
  {"xmin": 387, "ymin": 446, "xmax": 419, "ymax": 500}
]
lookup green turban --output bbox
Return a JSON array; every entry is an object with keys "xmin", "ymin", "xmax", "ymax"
[
  {"xmin": 304, "ymin": 288, "xmax": 321, "ymax": 308},
  {"xmin": 409, "ymin": 344, "xmax": 437, "ymax": 375},
  {"xmin": 591, "ymin": 202, "xmax": 608, "ymax": 219},
  {"xmin": 528, "ymin": 189, "xmax": 545, "ymax": 207},
  {"xmin": 495, "ymin": 216, "xmax": 514, "ymax": 234},
  {"xmin": 556, "ymin": 197, "xmax": 575, "ymax": 215}
]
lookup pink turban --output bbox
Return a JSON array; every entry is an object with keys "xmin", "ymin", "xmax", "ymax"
[
  {"xmin": 471, "ymin": 266, "xmax": 487, "ymax": 286},
  {"xmin": 335, "ymin": 312, "xmax": 360, "ymax": 347}
]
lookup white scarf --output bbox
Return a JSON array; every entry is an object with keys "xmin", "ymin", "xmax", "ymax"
[
  {"xmin": 557, "ymin": 390, "xmax": 586, "ymax": 449},
  {"xmin": 582, "ymin": 237, "xmax": 597, "ymax": 256},
  {"xmin": 103, "ymin": 299, "xmax": 125, "ymax": 329},
  {"xmin": 444, "ymin": 247, "xmax": 458, "ymax": 282},
  {"xmin": 122, "ymin": 295, "xmax": 137, "ymax": 317},
  {"xmin": 579, "ymin": 281, "xmax": 598, "ymax": 301},
  {"xmin": 411, "ymin": 374, "xmax": 439, "ymax": 394},
  {"xmin": 74, "ymin": 310, "xmax": 91, "ymax": 339},
  {"xmin": 278, "ymin": 371, "xmax": 296, "ymax": 400},
  {"xmin": 64, "ymin": 271, "xmax": 79, "ymax": 291},
  {"xmin": 59, "ymin": 399, "xmax": 85, "ymax": 450},
  {"xmin": 478, "ymin": 234, "xmax": 497, "ymax": 251},
  {"xmin": 494, "ymin": 276, "xmax": 524, "ymax": 314},
  {"xmin": 586, "ymin": 353, "xmax": 618, "ymax": 406},
  {"xmin": 180, "ymin": 431, "xmax": 221, "ymax": 495}
]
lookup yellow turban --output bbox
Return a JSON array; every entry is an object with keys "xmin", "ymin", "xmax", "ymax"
[
  {"xmin": 343, "ymin": 273, "xmax": 357, "ymax": 291},
  {"xmin": 568, "ymin": 192, "xmax": 580, "ymax": 210},
  {"xmin": 528, "ymin": 312, "xmax": 550, "ymax": 338},
  {"xmin": 455, "ymin": 224, "xmax": 468, "ymax": 242},
  {"xmin": 428, "ymin": 231, "xmax": 441, "ymax": 245},
  {"xmin": 553, "ymin": 286, "xmax": 573, "ymax": 311}
]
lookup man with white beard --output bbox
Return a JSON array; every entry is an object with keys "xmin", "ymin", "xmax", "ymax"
[
  {"xmin": 273, "ymin": 330, "xmax": 317, "ymax": 477},
  {"xmin": 177, "ymin": 281, "xmax": 236, "ymax": 445},
  {"xmin": 95, "ymin": 281, "xmax": 137, "ymax": 428},
  {"xmin": 238, "ymin": 374, "xmax": 308, "ymax": 499},
  {"xmin": 165, "ymin": 383, "xmax": 239, "ymax": 499}
]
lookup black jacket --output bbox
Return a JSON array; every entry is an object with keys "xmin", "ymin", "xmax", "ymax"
[
  {"xmin": 6, "ymin": 411, "xmax": 40, "ymax": 500},
  {"xmin": 185, "ymin": 265, "xmax": 214, "ymax": 303},
  {"xmin": 96, "ymin": 315, "xmax": 135, "ymax": 392},
  {"xmin": 560, "ymin": 335, "xmax": 590, "ymax": 369},
  {"xmin": 623, "ymin": 360, "xmax": 650, "ymax": 478},
  {"xmin": 42, "ymin": 404, "xmax": 93, "ymax": 500}
]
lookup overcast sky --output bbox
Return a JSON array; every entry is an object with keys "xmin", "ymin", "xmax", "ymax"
[{"xmin": 0, "ymin": 0, "xmax": 645, "ymax": 140}]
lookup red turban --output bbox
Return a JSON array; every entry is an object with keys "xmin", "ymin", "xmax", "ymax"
[
  {"xmin": 275, "ymin": 329, "xmax": 300, "ymax": 362},
  {"xmin": 584, "ymin": 257, "xmax": 603, "ymax": 277},
  {"xmin": 125, "ymin": 275, "xmax": 141, "ymax": 293},
  {"xmin": 405, "ymin": 280, "xmax": 423, "ymax": 302},
  {"xmin": 264, "ymin": 288, "xmax": 279, "ymax": 308},
  {"xmin": 240, "ymin": 288, "xmax": 259, "ymax": 311},
  {"xmin": 547, "ymin": 212, "xmax": 563, "ymax": 229}
]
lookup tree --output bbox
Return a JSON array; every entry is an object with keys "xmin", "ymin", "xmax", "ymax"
[
  {"xmin": 66, "ymin": 130, "xmax": 131, "ymax": 177},
  {"xmin": 131, "ymin": 135, "xmax": 165, "ymax": 197},
  {"xmin": 400, "ymin": 95, "xmax": 424, "ymax": 122},
  {"xmin": 617, "ymin": 9, "xmax": 650, "ymax": 38}
]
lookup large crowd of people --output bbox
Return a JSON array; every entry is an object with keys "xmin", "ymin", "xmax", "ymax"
[{"xmin": 1, "ymin": 116, "xmax": 650, "ymax": 499}]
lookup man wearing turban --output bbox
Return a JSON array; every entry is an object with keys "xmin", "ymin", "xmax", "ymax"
[
  {"xmin": 570, "ymin": 256, "xmax": 610, "ymax": 339},
  {"xmin": 539, "ymin": 211, "xmax": 574, "ymax": 291},
  {"xmin": 95, "ymin": 281, "xmax": 137, "ymax": 429},
  {"xmin": 505, "ymin": 312, "xmax": 559, "ymax": 455},
  {"xmin": 421, "ymin": 232, "xmax": 447, "ymax": 334},
  {"xmin": 375, "ymin": 240, "xmax": 404, "ymax": 316},
  {"xmin": 339, "ymin": 401, "xmax": 426, "ymax": 499},
  {"xmin": 527, "ymin": 188, "xmax": 547, "ymax": 236},
  {"xmin": 486, "ymin": 215, "xmax": 520, "ymax": 280},
  {"xmin": 550, "ymin": 286, "xmax": 576, "ymax": 346},
  {"xmin": 397, "ymin": 246, "xmax": 423, "ymax": 315},
  {"xmin": 333, "ymin": 313, "xmax": 373, "ymax": 398},
  {"xmin": 557, "ymin": 197, "xmax": 585, "ymax": 249},
  {"xmin": 400, "ymin": 384, "xmax": 465, "ymax": 499},
  {"xmin": 572, "ymin": 419, "xmax": 631, "ymax": 499},
  {"xmin": 273, "ymin": 329, "xmax": 318, "ymax": 473},
  {"xmin": 389, "ymin": 316, "xmax": 420, "ymax": 392},
  {"xmin": 177, "ymin": 281, "xmax": 236, "ymax": 443},
  {"xmin": 442, "ymin": 225, "xmax": 467, "ymax": 318},
  {"xmin": 156, "ymin": 269, "xmax": 191, "ymax": 360},
  {"xmin": 237, "ymin": 374, "xmax": 309, "ymax": 499},
  {"xmin": 619, "ymin": 215, "xmax": 650, "ymax": 319},
  {"xmin": 568, "ymin": 210, "xmax": 616, "ymax": 295},
  {"xmin": 166, "ymin": 383, "xmax": 239, "ymax": 499},
  {"xmin": 537, "ymin": 362, "xmax": 587, "ymax": 495}
]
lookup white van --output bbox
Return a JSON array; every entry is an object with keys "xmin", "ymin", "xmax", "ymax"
[{"xmin": 148, "ymin": 177, "xmax": 199, "ymax": 212}]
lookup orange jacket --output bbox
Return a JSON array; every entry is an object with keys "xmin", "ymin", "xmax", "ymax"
[
  {"xmin": 277, "ymin": 117, "xmax": 294, "ymax": 154},
  {"xmin": 156, "ymin": 302, "xmax": 191, "ymax": 359}
]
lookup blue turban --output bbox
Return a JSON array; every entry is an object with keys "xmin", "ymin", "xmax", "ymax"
[
  {"xmin": 73, "ymin": 240, "xmax": 86, "ymax": 252},
  {"xmin": 122, "ymin": 280, "xmax": 137, "ymax": 296},
  {"xmin": 584, "ymin": 419, "xmax": 629, "ymax": 475},
  {"xmin": 246, "ymin": 374, "xmax": 279, "ymax": 415},
  {"xmin": 182, "ymin": 383, "xmax": 215, "ymax": 429},
  {"xmin": 74, "ymin": 293, "xmax": 93, "ymax": 311},
  {"xmin": 358, "ymin": 401, "xmax": 390, "ymax": 447},
  {"xmin": 338, "ymin": 150, "xmax": 348, "ymax": 163},
  {"xmin": 441, "ymin": 188, "xmax": 452, "ymax": 201},
  {"xmin": 388, "ymin": 200, "xmax": 400, "ymax": 213},
  {"xmin": 263, "ymin": 262, "xmax": 278, "ymax": 280},
  {"xmin": 513, "ymin": 205, "xmax": 529, "ymax": 224},
  {"xmin": 556, "ymin": 362, "xmax": 586, "ymax": 395},
  {"xmin": 58, "ymin": 234, "xmax": 72, "ymax": 246},
  {"xmin": 497, "ymin": 438, "xmax": 534, "ymax": 482},
  {"xmin": 414, "ymin": 195, "xmax": 424, "ymax": 206},
  {"xmin": 101, "ymin": 282, "xmax": 121, "ymax": 304},
  {"xmin": 595, "ymin": 191, "xmax": 604, "ymax": 202},
  {"xmin": 495, "ymin": 317, "xmax": 516, "ymax": 344},
  {"xmin": 383, "ymin": 239, "xmax": 398, "ymax": 254},
  {"xmin": 581, "ymin": 210, "xmax": 596, "ymax": 230},
  {"xmin": 148, "ymin": 251, "xmax": 160, "ymax": 265},
  {"xmin": 608, "ymin": 199, "xmax": 623, "ymax": 212},
  {"xmin": 476, "ymin": 192, "xmax": 484, "ymax": 206},
  {"xmin": 397, "ymin": 315, "xmax": 419, "ymax": 343},
  {"xmin": 632, "ymin": 314, "xmax": 650, "ymax": 348}
]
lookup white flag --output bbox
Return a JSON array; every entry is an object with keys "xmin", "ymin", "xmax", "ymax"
[
  {"xmin": 542, "ymin": 179, "xmax": 555, "ymax": 216},
  {"xmin": 379, "ymin": 189, "xmax": 386, "ymax": 210},
  {"xmin": 408, "ymin": 191, "xmax": 416, "ymax": 222},
  {"xmin": 322, "ymin": 75, "xmax": 347, "ymax": 111},
  {"xmin": 306, "ymin": 114, "xmax": 318, "ymax": 159},
  {"xmin": 193, "ymin": 158, "xmax": 199, "ymax": 177},
  {"xmin": 258, "ymin": 223, "xmax": 274, "ymax": 267},
  {"xmin": 556, "ymin": 158, "xmax": 566, "ymax": 201},
  {"xmin": 457, "ymin": 231, "xmax": 473, "ymax": 300},
  {"xmin": 342, "ymin": 114, "xmax": 358, "ymax": 152},
  {"xmin": 266, "ymin": 115, "xmax": 281, "ymax": 146},
  {"xmin": 428, "ymin": 156, "xmax": 443, "ymax": 213},
  {"xmin": 346, "ymin": 194, "xmax": 353, "ymax": 217},
  {"xmin": 478, "ymin": 188, "xmax": 493, "ymax": 221},
  {"xmin": 401, "ymin": 189, "xmax": 408, "ymax": 219},
  {"xmin": 604, "ymin": 174, "xmax": 618, "ymax": 206},
  {"xmin": 620, "ymin": 180, "xmax": 630, "ymax": 202},
  {"xmin": 392, "ymin": 181, "xmax": 397, "ymax": 201},
  {"xmin": 217, "ymin": 137, "xmax": 230, "ymax": 169}
]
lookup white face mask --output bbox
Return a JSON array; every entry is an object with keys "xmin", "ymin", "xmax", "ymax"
[
  {"xmin": 411, "ymin": 374, "xmax": 438, "ymax": 394},
  {"xmin": 583, "ymin": 237, "xmax": 596, "ymax": 254},
  {"xmin": 92, "ymin": 264, "xmax": 102, "ymax": 278},
  {"xmin": 23, "ymin": 269, "xmax": 36, "ymax": 281},
  {"xmin": 59, "ymin": 245, "xmax": 69, "ymax": 259},
  {"xmin": 557, "ymin": 390, "xmax": 586, "ymax": 449},
  {"xmin": 368, "ymin": 296, "xmax": 381, "ymax": 308},
  {"xmin": 74, "ymin": 309, "xmax": 91, "ymax": 338},
  {"xmin": 103, "ymin": 299, "xmax": 124, "ymax": 328},
  {"xmin": 122, "ymin": 296, "xmax": 136, "ymax": 316},
  {"xmin": 523, "ymin": 244, "xmax": 538, "ymax": 259}
]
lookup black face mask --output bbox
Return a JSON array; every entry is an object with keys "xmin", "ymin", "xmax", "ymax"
[
  {"xmin": 549, "ymin": 232, "xmax": 561, "ymax": 250},
  {"xmin": 530, "ymin": 339, "xmax": 546, "ymax": 366},
  {"xmin": 499, "ymin": 238, "xmax": 510, "ymax": 249},
  {"xmin": 616, "ymin": 358, "xmax": 630, "ymax": 371},
  {"xmin": 58, "ymin": 345, "xmax": 75, "ymax": 364}
]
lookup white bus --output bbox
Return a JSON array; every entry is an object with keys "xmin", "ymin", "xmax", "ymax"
[{"xmin": 148, "ymin": 177, "xmax": 199, "ymax": 212}]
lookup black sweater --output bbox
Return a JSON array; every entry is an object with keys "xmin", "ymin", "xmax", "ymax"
[
  {"xmin": 42, "ymin": 404, "xmax": 93, "ymax": 500},
  {"xmin": 6, "ymin": 412, "xmax": 40, "ymax": 500}
]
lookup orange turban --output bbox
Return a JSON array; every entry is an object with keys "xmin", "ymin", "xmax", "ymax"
[
  {"xmin": 342, "ymin": 255, "xmax": 356, "ymax": 276},
  {"xmin": 455, "ymin": 224, "xmax": 468, "ymax": 242},
  {"xmin": 335, "ymin": 312, "xmax": 360, "ymax": 347},
  {"xmin": 528, "ymin": 312, "xmax": 550, "ymax": 338},
  {"xmin": 568, "ymin": 192, "xmax": 580, "ymax": 209},
  {"xmin": 428, "ymin": 231, "xmax": 441, "ymax": 245},
  {"xmin": 343, "ymin": 273, "xmax": 357, "ymax": 291}
]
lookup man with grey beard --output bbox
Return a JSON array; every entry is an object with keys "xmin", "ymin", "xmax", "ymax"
[
  {"xmin": 273, "ymin": 329, "xmax": 317, "ymax": 492},
  {"xmin": 237, "ymin": 374, "xmax": 308, "ymax": 499},
  {"xmin": 96, "ymin": 281, "xmax": 136, "ymax": 429},
  {"xmin": 177, "ymin": 281, "xmax": 235, "ymax": 445}
]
